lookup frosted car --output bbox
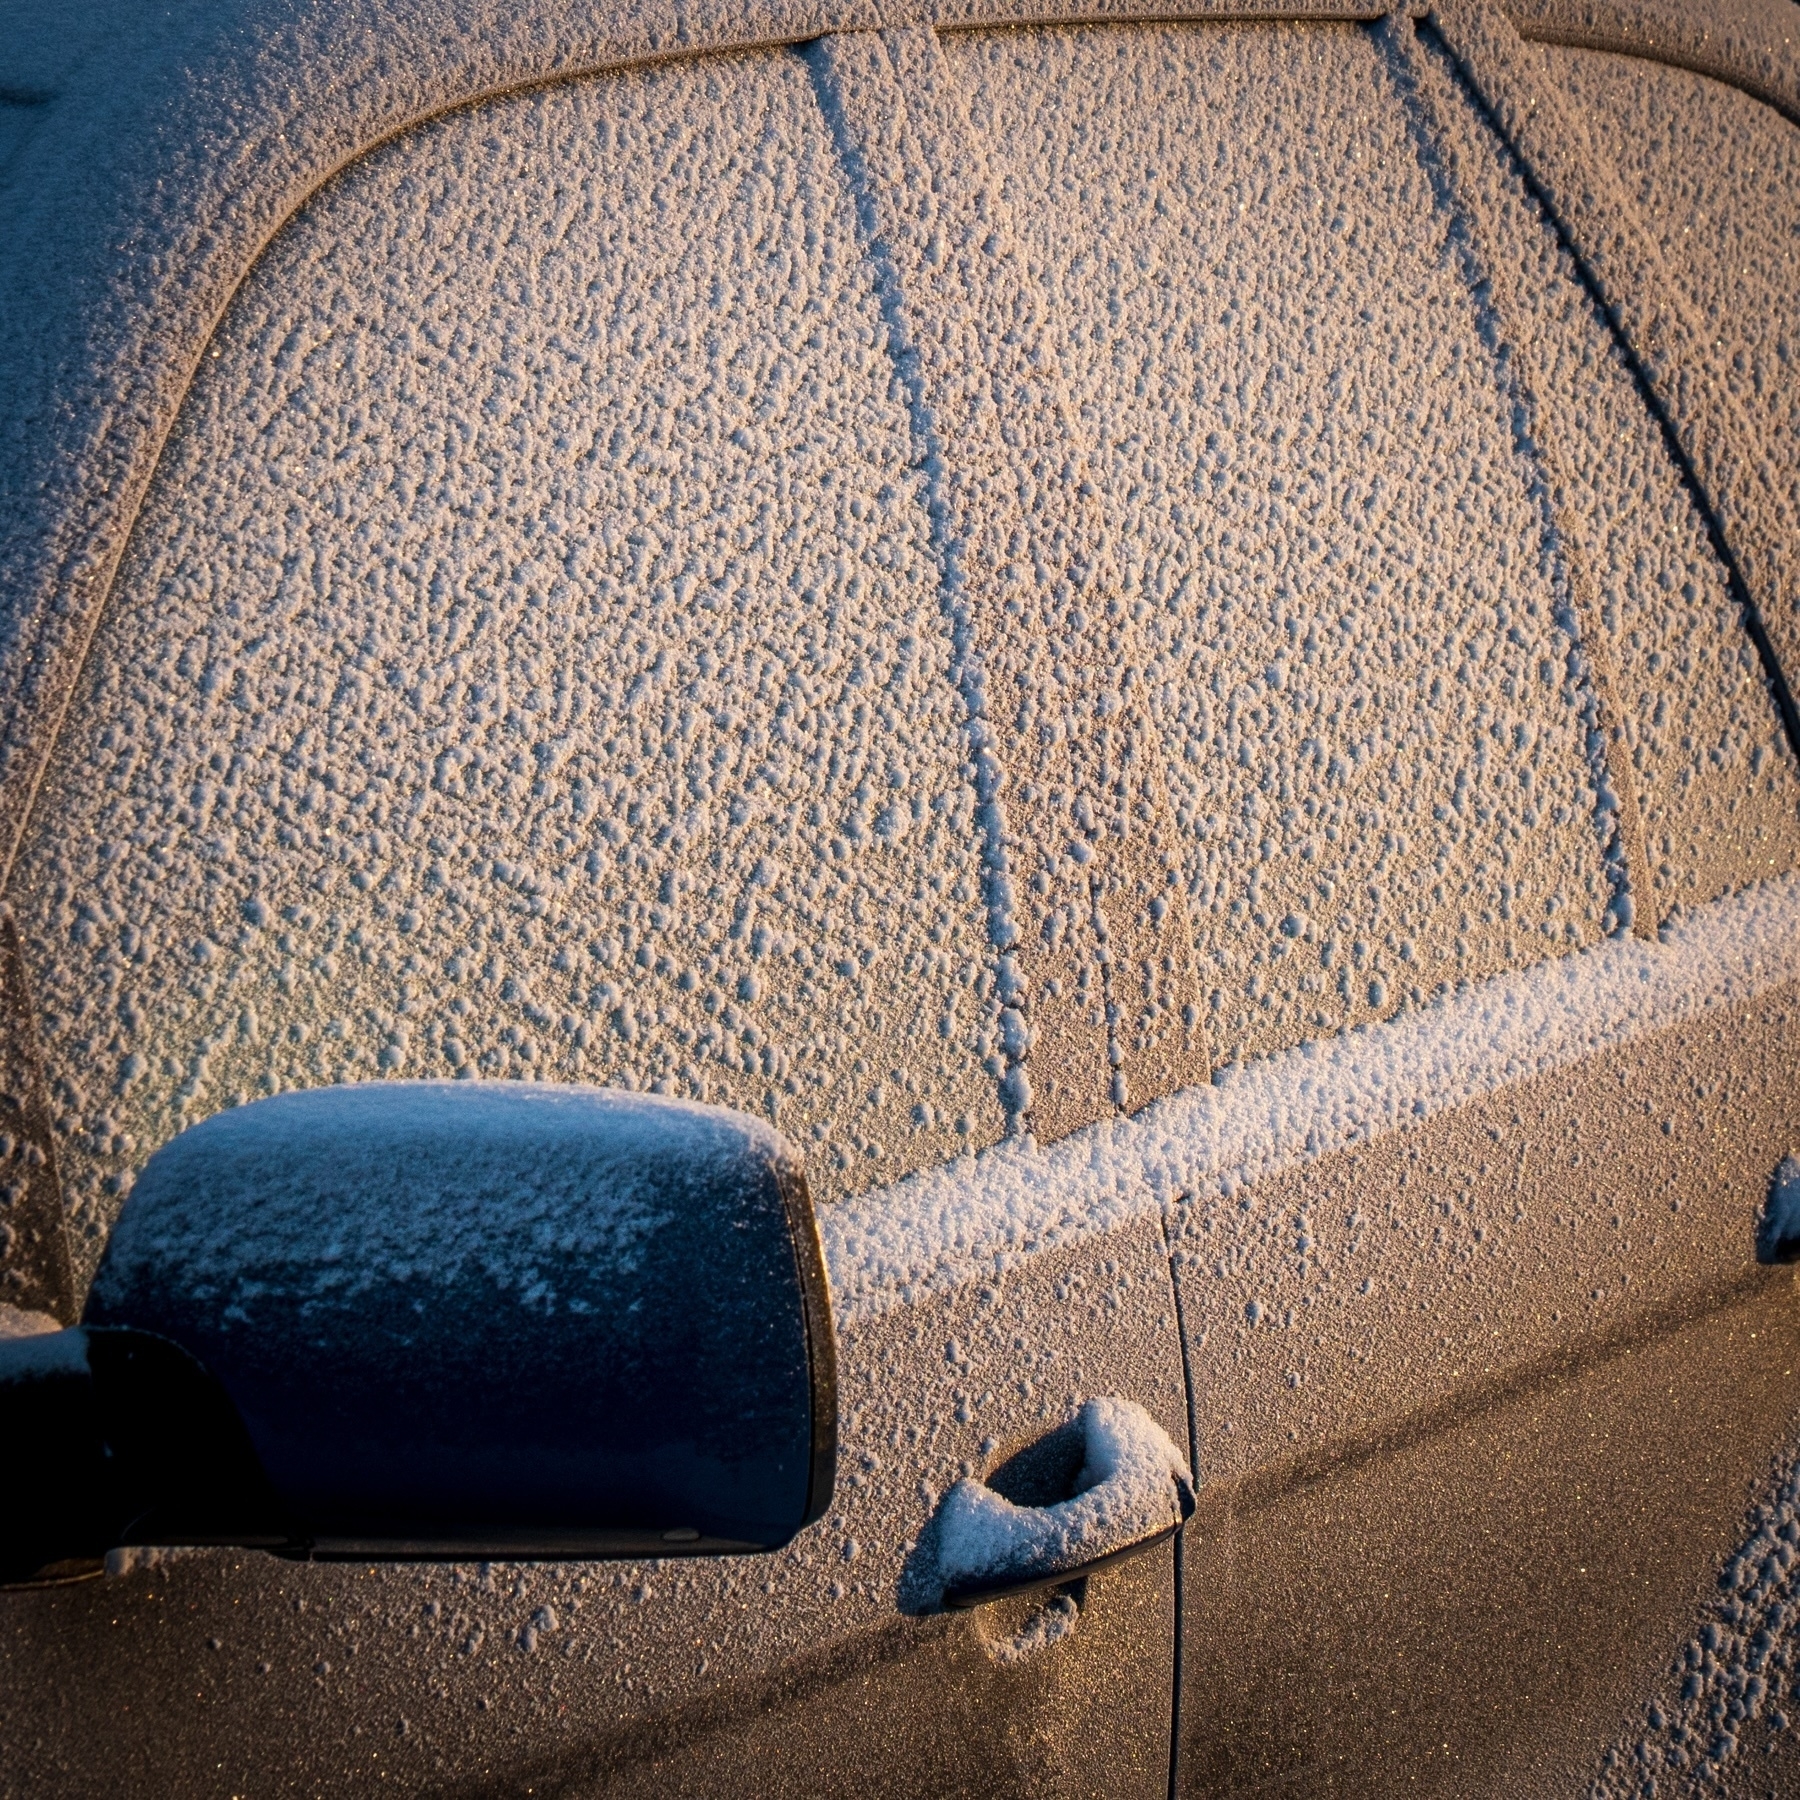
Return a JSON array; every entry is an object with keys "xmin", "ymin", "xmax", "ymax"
[{"xmin": 2, "ymin": 0, "xmax": 1799, "ymax": 1790}]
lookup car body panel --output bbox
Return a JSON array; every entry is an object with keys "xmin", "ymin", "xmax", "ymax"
[{"xmin": 1182, "ymin": 1272, "xmax": 1800, "ymax": 1795}]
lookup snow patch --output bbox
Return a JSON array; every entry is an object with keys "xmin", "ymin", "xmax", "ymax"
[
  {"xmin": 935, "ymin": 1397, "xmax": 1192, "ymax": 1602},
  {"xmin": 104, "ymin": 1545, "xmax": 202, "ymax": 1578},
  {"xmin": 91, "ymin": 1082, "xmax": 783, "ymax": 1314},
  {"xmin": 985, "ymin": 1591, "xmax": 1079, "ymax": 1665},
  {"xmin": 1758, "ymin": 1156, "xmax": 1800, "ymax": 1265}
]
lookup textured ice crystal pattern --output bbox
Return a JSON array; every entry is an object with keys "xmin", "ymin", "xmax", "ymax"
[
  {"xmin": 1590, "ymin": 1440, "xmax": 1800, "ymax": 1798},
  {"xmin": 1418, "ymin": 34, "xmax": 1800, "ymax": 916},
  {"xmin": 90, "ymin": 1082, "xmax": 784, "ymax": 1310},
  {"xmin": 1545, "ymin": 46, "xmax": 1800, "ymax": 635},
  {"xmin": 823, "ymin": 870, "xmax": 1800, "ymax": 1318},
  {"xmin": 14, "ymin": 23, "xmax": 1800, "ymax": 1286},
  {"xmin": 949, "ymin": 21, "xmax": 1615, "ymax": 1069},
  {"xmin": 9, "ymin": 52, "xmax": 1007, "ymax": 1259}
]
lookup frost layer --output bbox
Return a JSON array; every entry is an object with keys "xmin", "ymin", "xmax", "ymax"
[
  {"xmin": 1590, "ymin": 1439, "xmax": 1800, "ymax": 1797},
  {"xmin": 1546, "ymin": 45, "xmax": 1800, "ymax": 682},
  {"xmin": 10, "ymin": 50, "xmax": 1006, "ymax": 1258},
  {"xmin": 824, "ymin": 870, "xmax": 1800, "ymax": 1316},
  {"xmin": 1411, "ymin": 30, "xmax": 1800, "ymax": 919},
  {"xmin": 89, "ymin": 1081, "xmax": 783, "ymax": 1311},
  {"xmin": 950, "ymin": 21, "xmax": 1617, "ymax": 1068},
  {"xmin": 935, "ymin": 1396, "xmax": 1192, "ymax": 1598}
]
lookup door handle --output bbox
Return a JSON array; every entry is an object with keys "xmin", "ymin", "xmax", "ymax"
[{"xmin": 936, "ymin": 1397, "xmax": 1195, "ymax": 1609}]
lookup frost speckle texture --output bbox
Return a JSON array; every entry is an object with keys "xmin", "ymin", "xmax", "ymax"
[
  {"xmin": 91, "ymin": 1081, "xmax": 783, "ymax": 1311},
  {"xmin": 825, "ymin": 870, "xmax": 1800, "ymax": 1318},
  {"xmin": 1590, "ymin": 1441, "xmax": 1800, "ymax": 1798},
  {"xmin": 1545, "ymin": 45, "xmax": 1800, "ymax": 682},
  {"xmin": 10, "ymin": 52, "xmax": 1005, "ymax": 1257},
  {"xmin": 1414, "ymin": 31, "xmax": 1800, "ymax": 916},
  {"xmin": 0, "ymin": 1303, "xmax": 60, "ymax": 1339},
  {"xmin": 949, "ymin": 22, "xmax": 1615, "ymax": 1068}
]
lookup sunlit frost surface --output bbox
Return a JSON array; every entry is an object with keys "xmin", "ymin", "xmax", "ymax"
[
  {"xmin": 950, "ymin": 21, "xmax": 1617, "ymax": 1067},
  {"xmin": 1419, "ymin": 34, "xmax": 1800, "ymax": 914},
  {"xmin": 12, "ymin": 51, "xmax": 1007, "ymax": 1262}
]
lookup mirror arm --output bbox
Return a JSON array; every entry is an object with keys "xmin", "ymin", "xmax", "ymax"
[{"xmin": 0, "ymin": 1326, "xmax": 288, "ymax": 1584}]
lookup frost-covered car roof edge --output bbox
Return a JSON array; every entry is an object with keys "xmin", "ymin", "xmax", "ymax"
[
  {"xmin": 1507, "ymin": 0, "xmax": 1800, "ymax": 129},
  {"xmin": 0, "ymin": 0, "xmax": 1793, "ymax": 896}
]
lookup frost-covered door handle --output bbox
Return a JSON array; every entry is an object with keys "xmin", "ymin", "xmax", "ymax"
[{"xmin": 936, "ymin": 1397, "xmax": 1195, "ymax": 1610}]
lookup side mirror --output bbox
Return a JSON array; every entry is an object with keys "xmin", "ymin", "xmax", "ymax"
[{"xmin": 1, "ymin": 1084, "xmax": 834, "ymax": 1581}]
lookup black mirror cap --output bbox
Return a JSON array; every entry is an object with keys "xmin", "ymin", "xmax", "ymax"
[{"xmin": 79, "ymin": 1084, "xmax": 837, "ymax": 1560}]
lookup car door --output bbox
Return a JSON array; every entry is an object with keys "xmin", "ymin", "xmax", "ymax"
[
  {"xmin": 0, "ymin": 38, "xmax": 1188, "ymax": 1800},
  {"xmin": 934, "ymin": 11, "xmax": 1800, "ymax": 1797}
]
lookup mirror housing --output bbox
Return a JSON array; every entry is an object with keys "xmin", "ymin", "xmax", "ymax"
[{"xmin": 3, "ymin": 1083, "xmax": 834, "ymax": 1579}]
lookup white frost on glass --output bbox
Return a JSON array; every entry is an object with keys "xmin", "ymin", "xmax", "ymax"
[
  {"xmin": 824, "ymin": 871, "xmax": 1800, "ymax": 1318},
  {"xmin": 1412, "ymin": 33, "xmax": 1800, "ymax": 921},
  {"xmin": 934, "ymin": 1397, "xmax": 1191, "ymax": 1600},
  {"xmin": 948, "ymin": 22, "xmax": 1620, "ymax": 1070},
  {"xmin": 12, "ymin": 52, "xmax": 1005, "ymax": 1266}
]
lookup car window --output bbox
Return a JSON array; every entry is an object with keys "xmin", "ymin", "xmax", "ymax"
[
  {"xmin": 1411, "ymin": 28, "xmax": 1800, "ymax": 919},
  {"xmin": 946, "ymin": 19, "xmax": 1800, "ymax": 1077},
  {"xmin": 1542, "ymin": 44, "xmax": 1800, "ymax": 594},
  {"xmin": 8, "ymin": 48, "xmax": 1007, "ymax": 1269},
  {"xmin": 950, "ymin": 20, "xmax": 1620, "ymax": 1074}
]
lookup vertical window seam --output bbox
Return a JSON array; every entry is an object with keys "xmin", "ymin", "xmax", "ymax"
[{"xmin": 1422, "ymin": 0, "xmax": 1800, "ymax": 775}]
